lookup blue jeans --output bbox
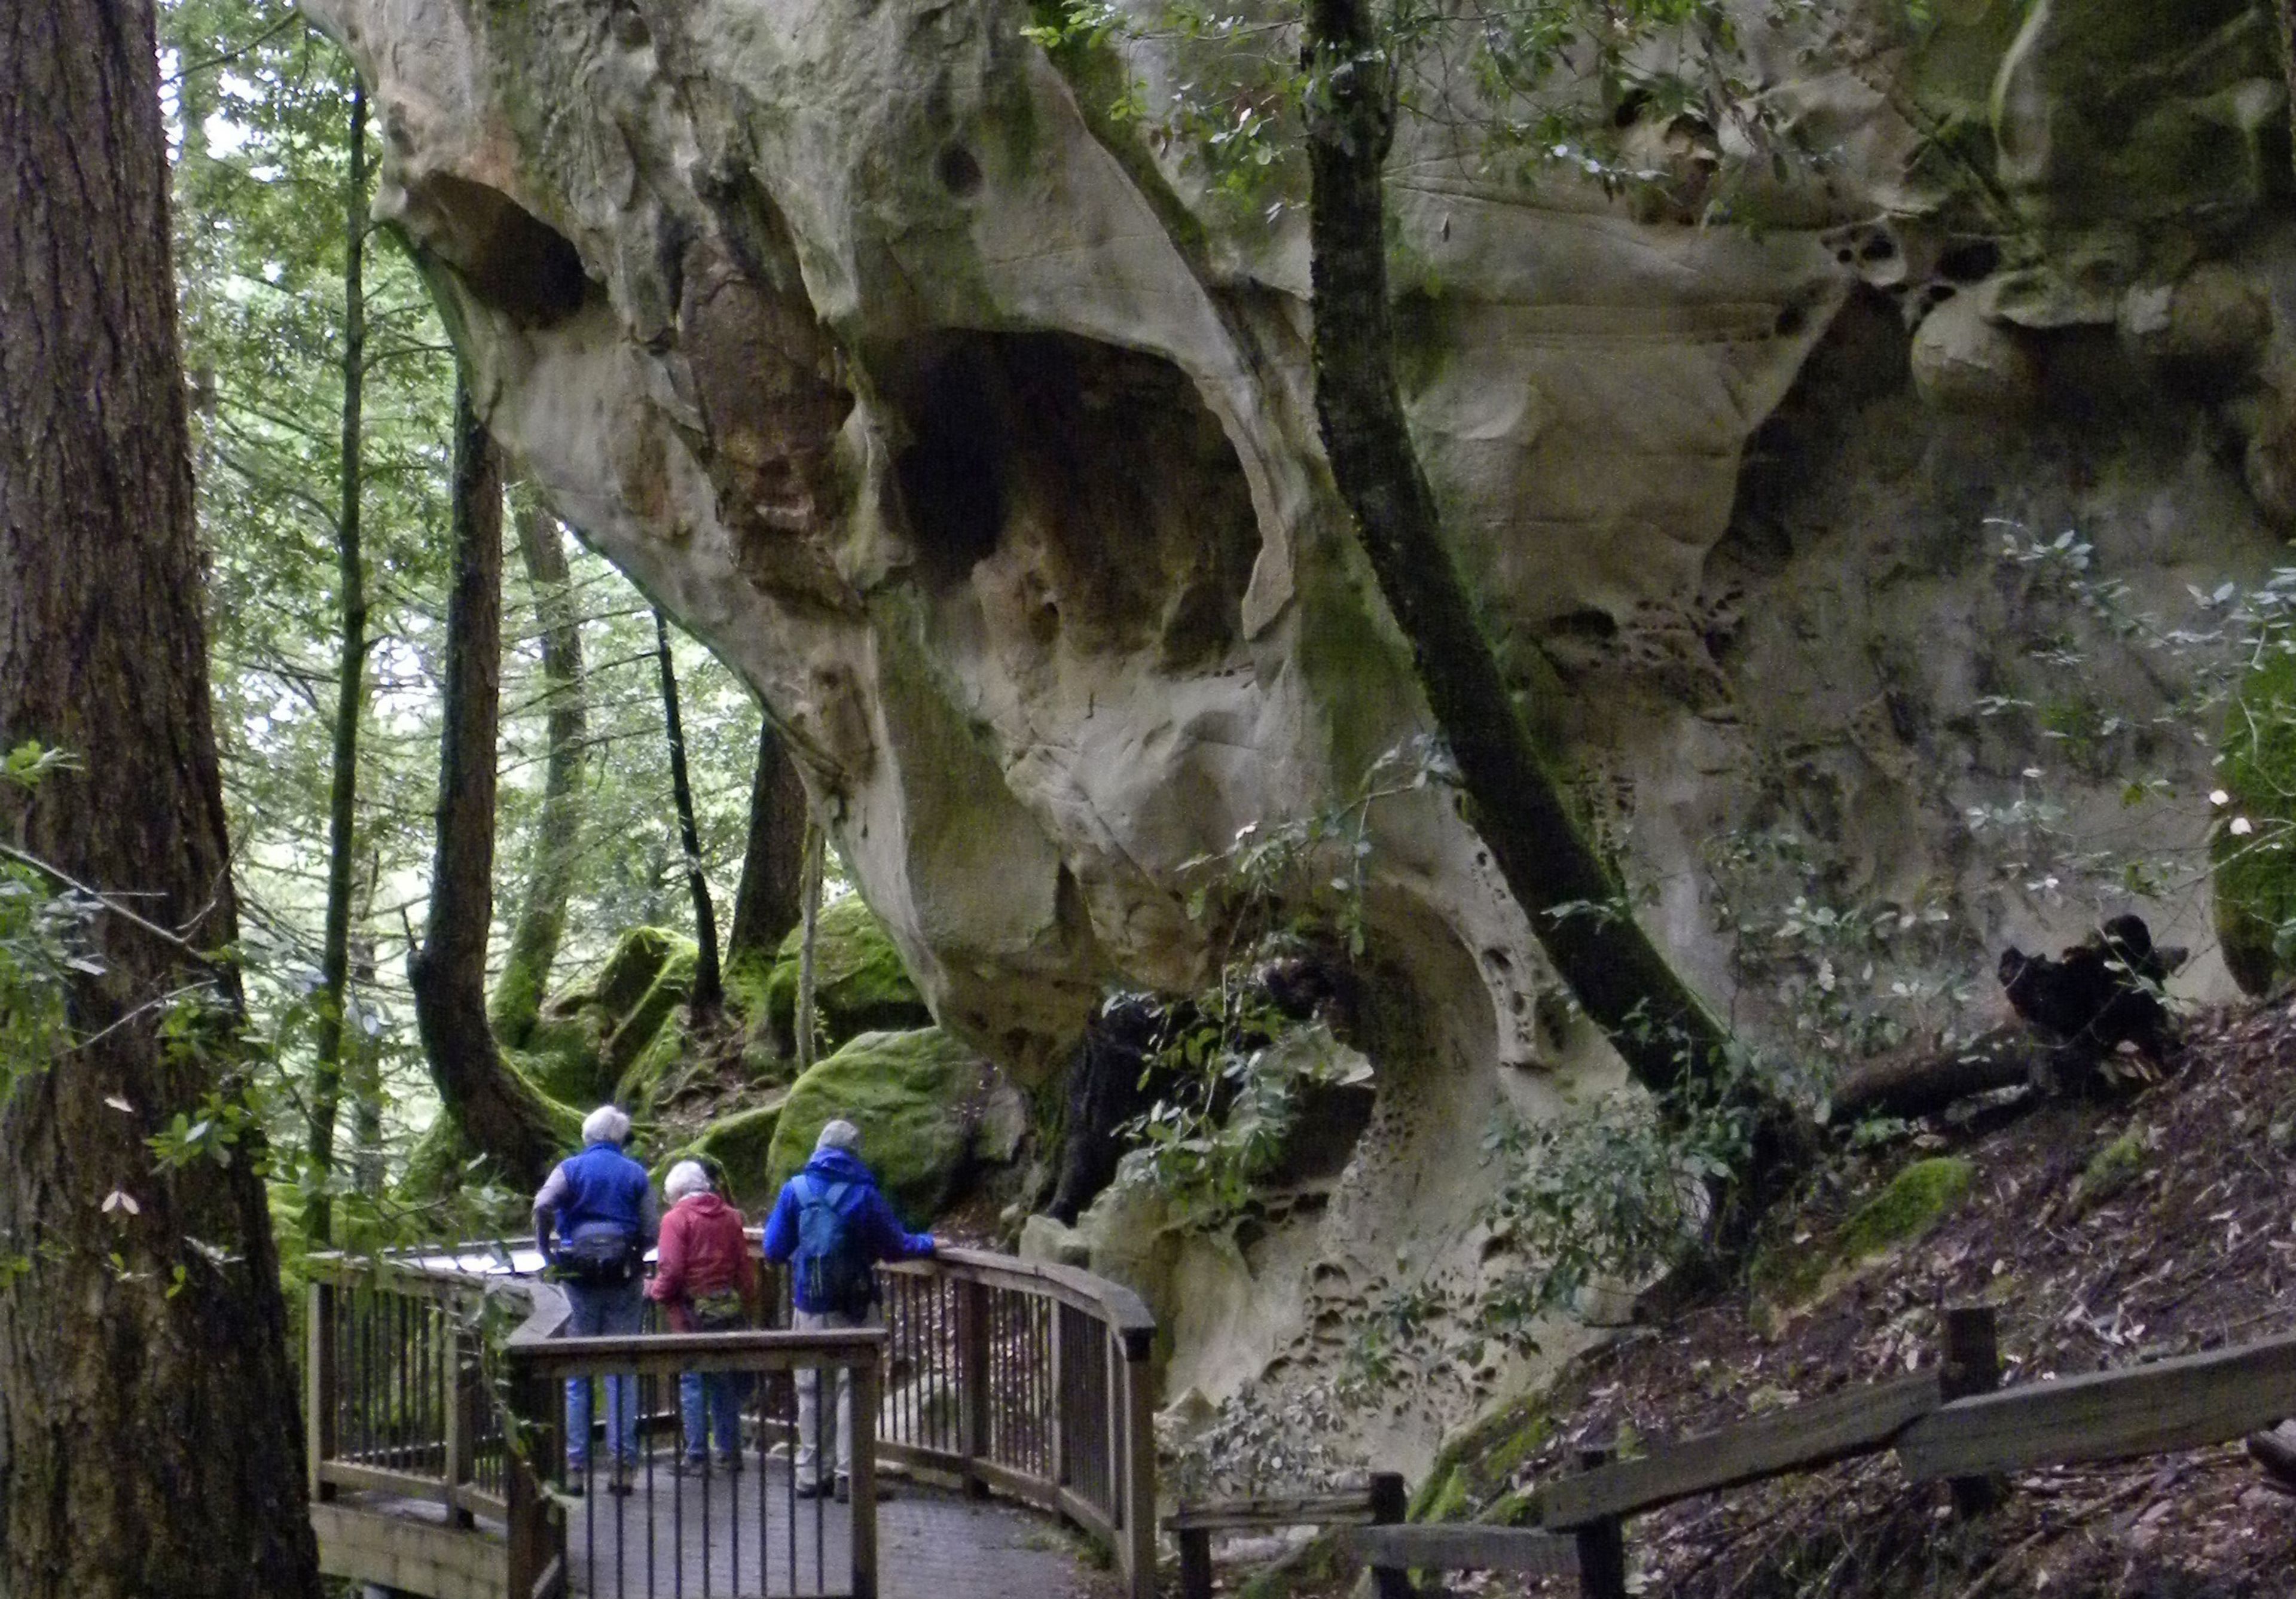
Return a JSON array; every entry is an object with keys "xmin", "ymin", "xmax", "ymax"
[
  {"xmin": 680, "ymin": 1371, "xmax": 743, "ymax": 1461},
  {"xmin": 563, "ymin": 1277, "xmax": 645, "ymax": 1470}
]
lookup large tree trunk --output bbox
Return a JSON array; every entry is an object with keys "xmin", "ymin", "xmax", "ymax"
[
  {"xmin": 407, "ymin": 382, "xmax": 567, "ymax": 1191},
  {"xmin": 725, "ymin": 718, "xmax": 809, "ymax": 973},
  {"xmin": 1300, "ymin": 0, "xmax": 1732, "ymax": 1098},
  {"xmin": 654, "ymin": 606, "xmax": 723, "ymax": 1014},
  {"xmin": 490, "ymin": 503, "xmax": 587, "ymax": 1045},
  {"xmin": 306, "ymin": 80, "xmax": 370, "ymax": 1250},
  {"xmin": 0, "ymin": 1, "xmax": 322, "ymax": 1591}
]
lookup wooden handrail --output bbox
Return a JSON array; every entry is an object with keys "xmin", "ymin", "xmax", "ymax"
[
  {"xmin": 305, "ymin": 1236, "xmax": 1161, "ymax": 1599},
  {"xmin": 892, "ymin": 1246, "xmax": 1159, "ymax": 1353},
  {"xmin": 1533, "ymin": 1372, "xmax": 1943, "ymax": 1529}
]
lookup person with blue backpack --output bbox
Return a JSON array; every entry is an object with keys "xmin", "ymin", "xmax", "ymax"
[
  {"xmin": 761, "ymin": 1118, "xmax": 938, "ymax": 1500},
  {"xmin": 532, "ymin": 1104, "xmax": 659, "ymax": 1493}
]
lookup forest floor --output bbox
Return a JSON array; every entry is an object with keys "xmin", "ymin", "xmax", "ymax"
[{"xmin": 1232, "ymin": 996, "xmax": 2296, "ymax": 1598}]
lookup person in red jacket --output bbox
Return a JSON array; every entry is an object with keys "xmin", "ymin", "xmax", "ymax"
[{"xmin": 647, "ymin": 1160, "xmax": 760, "ymax": 1474}]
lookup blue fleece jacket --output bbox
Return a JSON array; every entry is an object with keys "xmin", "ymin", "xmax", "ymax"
[{"xmin": 761, "ymin": 1147, "xmax": 935, "ymax": 1312}]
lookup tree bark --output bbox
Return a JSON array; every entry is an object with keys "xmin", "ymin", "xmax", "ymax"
[
  {"xmin": 795, "ymin": 820, "xmax": 825, "ymax": 1071},
  {"xmin": 1301, "ymin": 0, "xmax": 1732, "ymax": 1097},
  {"xmin": 490, "ymin": 503, "xmax": 587, "ymax": 1045},
  {"xmin": 726, "ymin": 716, "xmax": 810, "ymax": 974},
  {"xmin": 407, "ymin": 382, "xmax": 567, "ymax": 1191},
  {"xmin": 1827, "ymin": 1028, "xmax": 2038, "ymax": 1125},
  {"xmin": 0, "ymin": 0, "xmax": 322, "ymax": 1590},
  {"xmin": 306, "ymin": 79, "xmax": 369, "ymax": 1250},
  {"xmin": 654, "ymin": 606, "xmax": 723, "ymax": 1014}
]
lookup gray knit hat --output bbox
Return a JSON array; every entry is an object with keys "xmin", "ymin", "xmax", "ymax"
[{"xmin": 814, "ymin": 1118, "xmax": 860, "ymax": 1153}]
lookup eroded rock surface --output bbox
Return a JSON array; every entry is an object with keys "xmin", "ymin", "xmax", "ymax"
[{"xmin": 312, "ymin": 0, "xmax": 2296, "ymax": 1465}]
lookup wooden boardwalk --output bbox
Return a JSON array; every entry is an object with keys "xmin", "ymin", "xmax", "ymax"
[{"xmin": 563, "ymin": 1460, "xmax": 1118, "ymax": 1599}]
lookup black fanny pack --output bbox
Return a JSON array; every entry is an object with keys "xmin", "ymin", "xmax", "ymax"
[{"xmin": 555, "ymin": 1232, "xmax": 639, "ymax": 1288}]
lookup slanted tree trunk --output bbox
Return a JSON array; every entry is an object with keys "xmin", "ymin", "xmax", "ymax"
[
  {"xmin": 0, "ymin": 0, "xmax": 322, "ymax": 1589},
  {"xmin": 654, "ymin": 606, "xmax": 723, "ymax": 1014},
  {"xmin": 491, "ymin": 503, "xmax": 587, "ymax": 1045},
  {"xmin": 306, "ymin": 79, "xmax": 370, "ymax": 1250},
  {"xmin": 407, "ymin": 382, "xmax": 567, "ymax": 1191},
  {"xmin": 1300, "ymin": 0, "xmax": 1731, "ymax": 1098},
  {"xmin": 726, "ymin": 718, "xmax": 809, "ymax": 972},
  {"xmin": 795, "ymin": 820, "xmax": 825, "ymax": 1071}
]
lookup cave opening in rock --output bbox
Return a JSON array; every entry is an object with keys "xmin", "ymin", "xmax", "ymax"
[
  {"xmin": 417, "ymin": 174, "xmax": 593, "ymax": 329},
  {"xmin": 887, "ymin": 331, "xmax": 1262, "ymax": 668}
]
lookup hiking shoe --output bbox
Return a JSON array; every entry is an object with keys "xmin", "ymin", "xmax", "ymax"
[
  {"xmin": 716, "ymin": 1452, "xmax": 745, "ymax": 1474},
  {"xmin": 795, "ymin": 1481, "xmax": 825, "ymax": 1500},
  {"xmin": 833, "ymin": 1478, "xmax": 850, "ymax": 1505},
  {"xmin": 672, "ymin": 1457, "xmax": 710, "ymax": 1478}
]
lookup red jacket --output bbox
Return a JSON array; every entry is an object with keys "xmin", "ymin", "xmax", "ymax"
[{"xmin": 646, "ymin": 1193, "xmax": 758, "ymax": 1331}]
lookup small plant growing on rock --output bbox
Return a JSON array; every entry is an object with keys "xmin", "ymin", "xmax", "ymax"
[{"xmin": 1111, "ymin": 741, "xmax": 1437, "ymax": 1228}]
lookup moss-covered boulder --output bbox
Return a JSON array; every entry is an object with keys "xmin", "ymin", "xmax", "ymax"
[
  {"xmin": 1834, "ymin": 1156, "xmax": 1974, "ymax": 1259},
  {"xmin": 765, "ymin": 1028, "xmax": 991, "ymax": 1226},
  {"xmin": 499, "ymin": 926, "xmax": 700, "ymax": 1119},
  {"xmin": 2214, "ymin": 646, "xmax": 2296, "ymax": 995},
  {"xmin": 662, "ymin": 1099, "xmax": 790, "ymax": 1211},
  {"xmin": 764, "ymin": 896, "xmax": 931, "ymax": 1055},
  {"xmin": 514, "ymin": 1011, "xmax": 613, "ymax": 1106},
  {"xmin": 1753, "ymin": 1156, "xmax": 1975, "ymax": 1314}
]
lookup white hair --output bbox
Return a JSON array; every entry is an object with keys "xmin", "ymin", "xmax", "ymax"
[
  {"xmin": 814, "ymin": 1118, "xmax": 860, "ymax": 1153},
  {"xmin": 582, "ymin": 1104, "xmax": 632, "ymax": 1146},
  {"xmin": 664, "ymin": 1160, "xmax": 713, "ymax": 1203}
]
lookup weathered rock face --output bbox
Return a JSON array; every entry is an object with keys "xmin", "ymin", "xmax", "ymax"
[{"xmin": 312, "ymin": 0, "xmax": 2295, "ymax": 1464}]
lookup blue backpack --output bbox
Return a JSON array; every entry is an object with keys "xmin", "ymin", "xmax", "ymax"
[{"xmin": 794, "ymin": 1176, "xmax": 877, "ymax": 1317}]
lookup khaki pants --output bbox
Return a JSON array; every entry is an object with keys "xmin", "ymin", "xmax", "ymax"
[{"xmin": 793, "ymin": 1307, "xmax": 863, "ymax": 1488}]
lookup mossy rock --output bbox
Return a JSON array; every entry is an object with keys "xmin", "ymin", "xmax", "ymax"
[
  {"xmin": 516, "ymin": 1012, "xmax": 614, "ymax": 1106},
  {"xmin": 612, "ymin": 1015, "xmax": 693, "ymax": 1119},
  {"xmin": 2072, "ymin": 1127, "xmax": 2148, "ymax": 1212},
  {"xmin": 554, "ymin": 925, "xmax": 683, "ymax": 1020},
  {"xmin": 1410, "ymin": 1389, "xmax": 1553, "ymax": 1522},
  {"xmin": 765, "ymin": 1028, "xmax": 989, "ymax": 1227},
  {"xmin": 603, "ymin": 942, "xmax": 698, "ymax": 1076},
  {"xmin": 1754, "ymin": 1156, "xmax": 1976, "ymax": 1313},
  {"xmin": 2214, "ymin": 645, "xmax": 2296, "ymax": 995},
  {"xmin": 1834, "ymin": 1156, "xmax": 1975, "ymax": 1260},
  {"xmin": 662, "ymin": 1099, "xmax": 790, "ymax": 1211},
  {"xmin": 764, "ymin": 896, "xmax": 931, "ymax": 1054}
]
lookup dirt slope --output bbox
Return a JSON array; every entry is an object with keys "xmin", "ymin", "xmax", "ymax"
[{"xmin": 1397, "ymin": 1000, "xmax": 2296, "ymax": 1597}]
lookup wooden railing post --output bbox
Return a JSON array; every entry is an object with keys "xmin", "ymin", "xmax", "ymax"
[
  {"xmin": 307, "ymin": 1277, "xmax": 338, "ymax": 1503},
  {"xmin": 957, "ymin": 1275, "xmax": 991, "ymax": 1498},
  {"xmin": 444, "ymin": 1317, "xmax": 477, "ymax": 1528},
  {"xmin": 1048, "ymin": 1304, "xmax": 1068, "ymax": 1488},
  {"xmin": 1366, "ymin": 1470, "xmax": 1411, "ymax": 1599},
  {"xmin": 1573, "ymin": 1448, "xmax": 1628, "ymax": 1599},
  {"xmin": 505, "ymin": 1351, "xmax": 563, "ymax": 1599},
  {"xmin": 1120, "ymin": 1326, "xmax": 1158, "ymax": 1599},
  {"xmin": 1940, "ymin": 1305, "xmax": 2005, "ymax": 1516},
  {"xmin": 851, "ymin": 1350, "xmax": 881, "ymax": 1599}
]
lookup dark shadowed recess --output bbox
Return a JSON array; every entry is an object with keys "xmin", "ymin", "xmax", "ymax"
[
  {"xmin": 883, "ymin": 331, "xmax": 1263, "ymax": 669},
  {"xmin": 419, "ymin": 174, "xmax": 593, "ymax": 328}
]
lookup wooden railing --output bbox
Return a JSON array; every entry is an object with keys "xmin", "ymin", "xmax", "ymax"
[
  {"xmin": 1390, "ymin": 1306, "xmax": 2296, "ymax": 1598},
  {"xmin": 875, "ymin": 1246, "xmax": 1158, "ymax": 1586},
  {"xmin": 304, "ymin": 1241, "xmax": 1159, "ymax": 1599}
]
